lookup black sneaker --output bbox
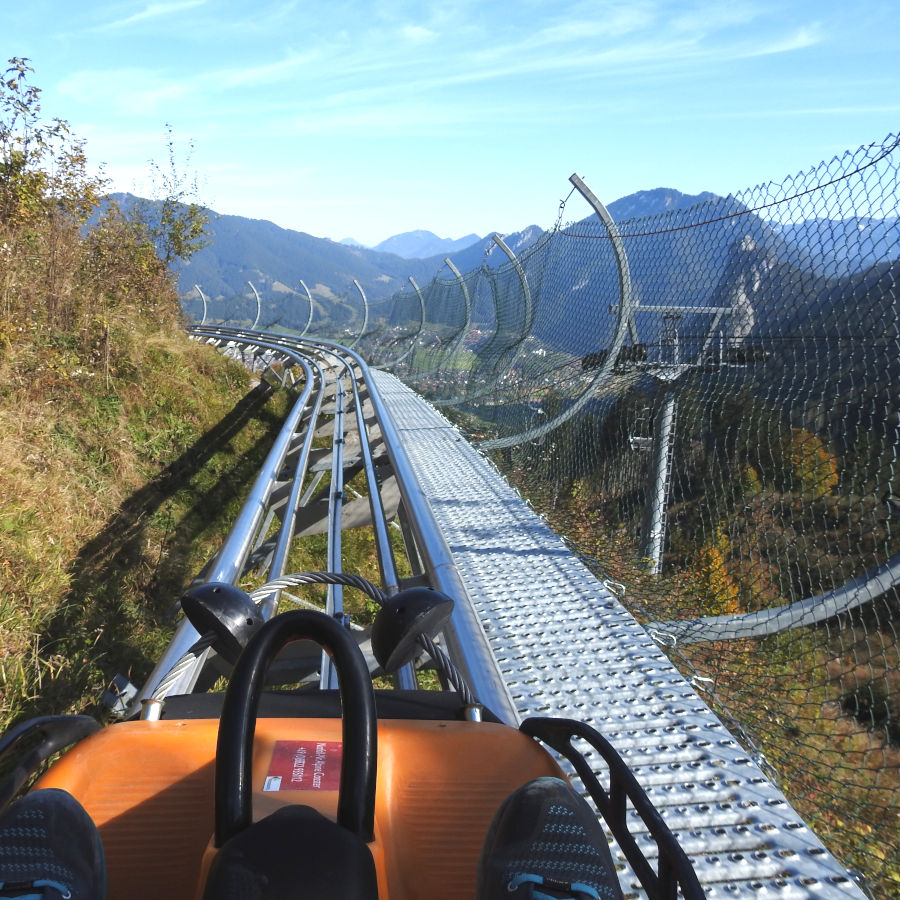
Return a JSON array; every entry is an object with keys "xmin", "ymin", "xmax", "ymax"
[
  {"xmin": 478, "ymin": 777, "xmax": 622, "ymax": 900},
  {"xmin": 0, "ymin": 790, "xmax": 105, "ymax": 900}
]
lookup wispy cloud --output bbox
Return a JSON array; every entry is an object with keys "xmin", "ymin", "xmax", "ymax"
[
  {"xmin": 671, "ymin": 1, "xmax": 761, "ymax": 36},
  {"xmin": 736, "ymin": 25, "xmax": 821, "ymax": 57},
  {"xmin": 60, "ymin": 0, "xmax": 829, "ymax": 141},
  {"xmin": 283, "ymin": 2, "xmax": 823, "ymax": 100},
  {"xmin": 516, "ymin": 3, "xmax": 657, "ymax": 48},
  {"xmin": 213, "ymin": 52, "xmax": 322, "ymax": 89},
  {"xmin": 57, "ymin": 68, "xmax": 192, "ymax": 115},
  {"xmin": 650, "ymin": 103, "xmax": 900, "ymax": 122},
  {"xmin": 401, "ymin": 25, "xmax": 438, "ymax": 44},
  {"xmin": 93, "ymin": 0, "xmax": 207, "ymax": 32}
]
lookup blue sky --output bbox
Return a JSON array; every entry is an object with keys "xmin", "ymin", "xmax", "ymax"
[{"xmin": 6, "ymin": 1, "xmax": 900, "ymax": 245}]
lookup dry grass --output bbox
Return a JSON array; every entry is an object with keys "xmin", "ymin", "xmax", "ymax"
[
  {"xmin": 0, "ymin": 325, "xmax": 298, "ymax": 728},
  {"xmin": 0, "ymin": 191, "xmax": 298, "ymax": 729}
]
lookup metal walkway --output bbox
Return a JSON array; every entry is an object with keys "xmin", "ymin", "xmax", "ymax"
[
  {"xmin": 172, "ymin": 327, "xmax": 866, "ymax": 898},
  {"xmin": 371, "ymin": 369, "xmax": 866, "ymax": 900}
]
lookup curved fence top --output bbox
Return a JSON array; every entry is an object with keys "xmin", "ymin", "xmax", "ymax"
[
  {"xmin": 187, "ymin": 132, "xmax": 900, "ymax": 896},
  {"xmin": 360, "ymin": 132, "xmax": 900, "ymax": 898}
]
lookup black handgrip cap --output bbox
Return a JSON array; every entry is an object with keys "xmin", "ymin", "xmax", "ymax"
[
  {"xmin": 371, "ymin": 587, "xmax": 454, "ymax": 673},
  {"xmin": 182, "ymin": 582, "xmax": 263, "ymax": 664}
]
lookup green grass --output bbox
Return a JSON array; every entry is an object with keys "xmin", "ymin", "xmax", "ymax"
[{"xmin": 0, "ymin": 332, "xmax": 294, "ymax": 729}]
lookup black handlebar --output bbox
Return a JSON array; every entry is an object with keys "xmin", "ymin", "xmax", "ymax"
[
  {"xmin": 0, "ymin": 715, "xmax": 100, "ymax": 812},
  {"xmin": 214, "ymin": 610, "xmax": 377, "ymax": 846}
]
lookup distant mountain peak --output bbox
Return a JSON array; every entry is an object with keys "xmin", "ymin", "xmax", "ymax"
[
  {"xmin": 607, "ymin": 187, "xmax": 719, "ymax": 221},
  {"xmin": 373, "ymin": 230, "xmax": 483, "ymax": 259}
]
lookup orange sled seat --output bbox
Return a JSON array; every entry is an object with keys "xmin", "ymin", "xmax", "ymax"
[{"xmin": 37, "ymin": 712, "xmax": 564, "ymax": 900}]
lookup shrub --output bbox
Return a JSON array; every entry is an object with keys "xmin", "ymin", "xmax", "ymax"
[
  {"xmin": 693, "ymin": 525, "xmax": 740, "ymax": 615},
  {"xmin": 1, "ymin": 58, "xmax": 104, "ymax": 227},
  {"xmin": 781, "ymin": 428, "xmax": 839, "ymax": 498}
]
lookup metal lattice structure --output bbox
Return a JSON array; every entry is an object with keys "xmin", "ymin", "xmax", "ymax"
[
  {"xmin": 189, "ymin": 133, "xmax": 900, "ymax": 896},
  {"xmin": 341, "ymin": 133, "xmax": 899, "ymax": 897},
  {"xmin": 178, "ymin": 327, "xmax": 873, "ymax": 897}
]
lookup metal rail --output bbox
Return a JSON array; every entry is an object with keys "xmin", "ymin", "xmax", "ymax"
[
  {"xmin": 647, "ymin": 548, "xmax": 900, "ymax": 643},
  {"xmin": 135, "ymin": 326, "xmax": 514, "ymax": 720},
  {"xmin": 366, "ymin": 367, "xmax": 869, "ymax": 899},
  {"xmin": 134, "ymin": 339, "xmax": 325, "ymax": 705},
  {"xmin": 130, "ymin": 325, "xmax": 867, "ymax": 897}
]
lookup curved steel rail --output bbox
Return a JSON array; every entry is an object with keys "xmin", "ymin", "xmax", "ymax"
[
  {"xmin": 375, "ymin": 276, "xmax": 427, "ymax": 370},
  {"xmin": 478, "ymin": 174, "xmax": 635, "ymax": 450},
  {"xmin": 136, "ymin": 325, "xmax": 515, "ymax": 722},
  {"xmin": 647, "ymin": 549, "xmax": 900, "ymax": 644},
  {"xmin": 134, "ymin": 338, "xmax": 327, "ymax": 704}
]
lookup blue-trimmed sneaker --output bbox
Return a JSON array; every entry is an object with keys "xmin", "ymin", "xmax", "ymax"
[
  {"xmin": 478, "ymin": 777, "xmax": 622, "ymax": 900},
  {"xmin": 0, "ymin": 790, "xmax": 105, "ymax": 900}
]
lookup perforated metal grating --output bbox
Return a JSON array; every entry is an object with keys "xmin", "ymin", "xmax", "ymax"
[{"xmin": 372, "ymin": 369, "xmax": 867, "ymax": 900}]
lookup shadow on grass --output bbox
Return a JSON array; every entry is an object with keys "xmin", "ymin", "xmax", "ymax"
[{"xmin": 31, "ymin": 381, "xmax": 286, "ymax": 718}]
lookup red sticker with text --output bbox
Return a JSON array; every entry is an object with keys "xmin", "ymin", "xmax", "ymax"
[{"xmin": 263, "ymin": 740, "xmax": 342, "ymax": 792}]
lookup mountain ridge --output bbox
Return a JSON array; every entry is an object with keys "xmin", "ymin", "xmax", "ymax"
[
  {"xmin": 103, "ymin": 187, "xmax": 723, "ymax": 312},
  {"xmin": 372, "ymin": 229, "xmax": 484, "ymax": 259}
]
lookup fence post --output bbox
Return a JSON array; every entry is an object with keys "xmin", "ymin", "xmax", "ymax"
[
  {"xmin": 569, "ymin": 173, "xmax": 637, "ymax": 346},
  {"xmin": 349, "ymin": 279, "xmax": 369, "ymax": 349},
  {"xmin": 194, "ymin": 284, "xmax": 208, "ymax": 325},
  {"xmin": 383, "ymin": 276, "xmax": 426, "ymax": 369},
  {"xmin": 248, "ymin": 281, "xmax": 261, "ymax": 330},
  {"xmin": 641, "ymin": 389, "xmax": 678, "ymax": 574},
  {"xmin": 299, "ymin": 279, "xmax": 315, "ymax": 336},
  {"xmin": 444, "ymin": 257, "xmax": 472, "ymax": 361}
]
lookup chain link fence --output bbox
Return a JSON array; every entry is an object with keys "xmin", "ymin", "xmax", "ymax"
[{"xmin": 357, "ymin": 133, "xmax": 900, "ymax": 896}]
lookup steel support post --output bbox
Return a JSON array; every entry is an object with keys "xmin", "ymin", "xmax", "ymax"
[
  {"xmin": 349, "ymin": 279, "xmax": 369, "ymax": 350},
  {"xmin": 298, "ymin": 279, "xmax": 315, "ymax": 336},
  {"xmin": 195, "ymin": 284, "xmax": 208, "ymax": 325},
  {"xmin": 248, "ymin": 281, "xmax": 261, "ymax": 330},
  {"xmin": 641, "ymin": 389, "xmax": 677, "ymax": 574}
]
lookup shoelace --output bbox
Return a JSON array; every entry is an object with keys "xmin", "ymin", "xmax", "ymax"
[
  {"xmin": 507, "ymin": 873, "xmax": 600, "ymax": 900},
  {"xmin": 0, "ymin": 880, "xmax": 71, "ymax": 900}
]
